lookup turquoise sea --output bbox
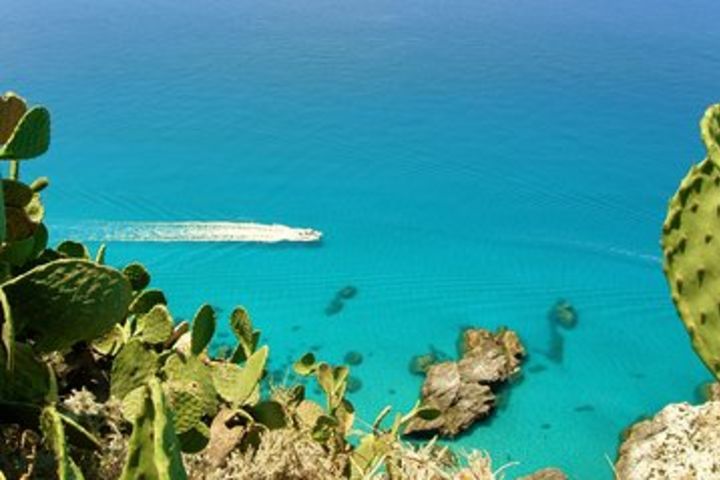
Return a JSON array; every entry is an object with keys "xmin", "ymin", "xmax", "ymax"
[{"xmin": 4, "ymin": 0, "xmax": 720, "ymax": 477}]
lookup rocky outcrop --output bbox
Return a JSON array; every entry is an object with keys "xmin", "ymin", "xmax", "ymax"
[
  {"xmin": 615, "ymin": 401, "xmax": 720, "ymax": 479},
  {"xmin": 404, "ymin": 328, "xmax": 525, "ymax": 437}
]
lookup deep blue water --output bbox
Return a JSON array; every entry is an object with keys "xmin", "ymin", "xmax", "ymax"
[{"xmin": 4, "ymin": 0, "xmax": 720, "ymax": 476}]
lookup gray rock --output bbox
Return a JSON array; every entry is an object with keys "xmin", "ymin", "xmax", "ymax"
[{"xmin": 615, "ymin": 401, "xmax": 720, "ymax": 479}]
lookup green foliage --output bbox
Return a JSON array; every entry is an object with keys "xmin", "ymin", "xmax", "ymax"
[
  {"xmin": 2, "ymin": 259, "xmax": 133, "ymax": 353},
  {"xmin": 119, "ymin": 379, "xmax": 187, "ymax": 480},
  {"xmin": 111, "ymin": 339, "xmax": 159, "ymax": 400},
  {"xmin": 122, "ymin": 262, "xmax": 150, "ymax": 291},
  {"xmin": 128, "ymin": 288, "xmax": 167, "ymax": 315},
  {"xmin": 57, "ymin": 240, "xmax": 90, "ymax": 259},
  {"xmin": 229, "ymin": 306, "xmax": 260, "ymax": 362},
  {"xmin": 0, "ymin": 342, "xmax": 51, "ymax": 403},
  {"xmin": 191, "ymin": 303, "xmax": 216, "ymax": 356},
  {"xmin": 136, "ymin": 304, "xmax": 174, "ymax": 345},
  {"xmin": 662, "ymin": 104, "xmax": 720, "ymax": 379},
  {"xmin": 40, "ymin": 405, "xmax": 85, "ymax": 480},
  {"xmin": 212, "ymin": 345, "xmax": 268, "ymax": 407},
  {"xmin": 0, "ymin": 106, "xmax": 51, "ymax": 160}
]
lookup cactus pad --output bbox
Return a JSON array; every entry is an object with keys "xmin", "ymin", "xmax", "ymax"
[
  {"xmin": 111, "ymin": 339, "xmax": 159, "ymax": 400},
  {"xmin": 122, "ymin": 262, "xmax": 151, "ymax": 291},
  {"xmin": 229, "ymin": 306, "xmax": 259, "ymax": 362},
  {"xmin": 2, "ymin": 180, "xmax": 33, "ymax": 208},
  {"xmin": 191, "ymin": 304, "xmax": 216, "ymax": 356},
  {"xmin": 2, "ymin": 259, "xmax": 133, "ymax": 352},
  {"xmin": 0, "ymin": 107, "xmax": 51, "ymax": 160},
  {"xmin": 164, "ymin": 382, "xmax": 206, "ymax": 434},
  {"xmin": 0, "ymin": 92, "xmax": 27, "ymax": 144},
  {"xmin": 40, "ymin": 405, "xmax": 85, "ymax": 480},
  {"xmin": 129, "ymin": 288, "xmax": 167, "ymax": 315},
  {"xmin": 662, "ymin": 105, "xmax": 720, "ymax": 379},
  {"xmin": 119, "ymin": 379, "xmax": 187, "ymax": 480},
  {"xmin": 702, "ymin": 104, "xmax": 720, "ymax": 162},
  {"xmin": 57, "ymin": 241, "xmax": 90, "ymax": 260},
  {"xmin": 212, "ymin": 345, "xmax": 268, "ymax": 407},
  {"xmin": 136, "ymin": 304, "xmax": 174, "ymax": 345},
  {"xmin": 162, "ymin": 353, "xmax": 218, "ymax": 417},
  {"xmin": 0, "ymin": 342, "xmax": 51, "ymax": 403}
]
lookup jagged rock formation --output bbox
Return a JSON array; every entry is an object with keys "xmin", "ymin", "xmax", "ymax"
[
  {"xmin": 404, "ymin": 328, "xmax": 525, "ymax": 437},
  {"xmin": 615, "ymin": 401, "xmax": 720, "ymax": 479}
]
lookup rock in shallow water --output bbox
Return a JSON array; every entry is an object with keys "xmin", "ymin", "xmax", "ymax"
[
  {"xmin": 615, "ymin": 401, "xmax": 720, "ymax": 479},
  {"xmin": 404, "ymin": 327, "xmax": 525, "ymax": 437}
]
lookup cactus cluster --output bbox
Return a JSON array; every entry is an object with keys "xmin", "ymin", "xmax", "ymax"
[{"xmin": 662, "ymin": 104, "xmax": 720, "ymax": 379}]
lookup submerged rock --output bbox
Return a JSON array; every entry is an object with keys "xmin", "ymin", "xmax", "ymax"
[
  {"xmin": 324, "ymin": 298, "xmax": 344, "ymax": 316},
  {"xmin": 517, "ymin": 468, "xmax": 568, "ymax": 480},
  {"xmin": 405, "ymin": 327, "xmax": 526, "ymax": 438},
  {"xmin": 344, "ymin": 351, "xmax": 363, "ymax": 366},
  {"xmin": 548, "ymin": 299, "xmax": 578, "ymax": 329},
  {"xmin": 338, "ymin": 285, "xmax": 358, "ymax": 300},
  {"xmin": 615, "ymin": 401, "xmax": 720, "ymax": 479},
  {"xmin": 346, "ymin": 376, "xmax": 363, "ymax": 393}
]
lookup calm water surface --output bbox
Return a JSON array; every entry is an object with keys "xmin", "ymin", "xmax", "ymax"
[{"xmin": 4, "ymin": 0, "xmax": 720, "ymax": 476}]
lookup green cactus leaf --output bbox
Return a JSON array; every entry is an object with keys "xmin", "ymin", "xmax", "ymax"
[
  {"xmin": 40, "ymin": 405, "xmax": 85, "ymax": 480},
  {"xmin": 57, "ymin": 240, "xmax": 90, "ymax": 260},
  {"xmin": 248, "ymin": 400, "xmax": 287, "ymax": 430},
  {"xmin": 2, "ymin": 179, "xmax": 33, "ymax": 207},
  {"xmin": 212, "ymin": 346, "xmax": 268, "ymax": 407},
  {"xmin": 162, "ymin": 353, "xmax": 218, "ymax": 417},
  {"xmin": 177, "ymin": 423, "xmax": 210, "ymax": 454},
  {"xmin": 662, "ymin": 157, "xmax": 720, "ymax": 379},
  {"xmin": 122, "ymin": 262, "xmax": 151, "ymax": 291},
  {"xmin": 95, "ymin": 244, "xmax": 107, "ymax": 264},
  {"xmin": 164, "ymin": 382, "xmax": 205, "ymax": 434},
  {"xmin": 293, "ymin": 352, "xmax": 318, "ymax": 376},
  {"xmin": 92, "ymin": 324, "xmax": 127, "ymax": 356},
  {"xmin": 0, "ymin": 92, "xmax": 27, "ymax": 144},
  {"xmin": 136, "ymin": 304, "xmax": 174, "ymax": 345},
  {"xmin": 0, "ymin": 107, "xmax": 51, "ymax": 160},
  {"xmin": 129, "ymin": 288, "xmax": 167, "ymax": 315},
  {"xmin": 111, "ymin": 339, "xmax": 159, "ymax": 400},
  {"xmin": 41, "ymin": 406, "xmax": 85, "ymax": 479},
  {"xmin": 2, "ymin": 259, "xmax": 133, "ymax": 352},
  {"xmin": 120, "ymin": 385, "xmax": 147, "ymax": 423},
  {"xmin": 119, "ymin": 379, "xmax": 188, "ymax": 480},
  {"xmin": 0, "ymin": 342, "xmax": 50, "ymax": 403},
  {"xmin": 229, "ymin": 306, "xmax": 259, "ymax": 362},
  {"xmin": 702, "ymin": 104, "xmax": 720, "ymax": 163},
  {"xmin": 0, "ymin": 289, "xmax": 14, "ymax": 369},
  {"xmin": 29, "ymin": 176, "xmax": 49, "ymax": 193},
  {"xmin": 191, "ymin": 304, "xmax": 216, "ymax": 356}
]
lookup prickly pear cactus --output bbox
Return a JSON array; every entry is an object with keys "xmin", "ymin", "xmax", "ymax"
[
  {"xmin": 0, "ymin": 342, "xmax": 51, "ymax": 403},
  {"xmin": 40, "ymin": 405, "xmax": 85, "ymax": 480},
  {"xmin": 662, "ymin": 104, "xmax": 720, "ymax": 379},
  {"xmin": 162, "ymin": 353, "xmax": 218, "ymax": 418},
  {"xmin": 111, "ymin": 339, "xmax": 159, "ymax": 400},
  {"xmin": 122, "ymin": 262, "xmax": 151, "ymax": 291},
  {"xmin": 129, "ymin": 288, "xmax": 166, "ymax": 315},
  {"xmin": 0, "ymin": 92, "xmax": 27, "ymax": 144},
  {"xmin": 0, "ymin": 106, "xmax": 51, "ymax": 160},
  {"xmin": 212, "ymin": 346, "xmax": 268, "ymax": 406},
  {"xmin": 119, "ymin": 379, "xmax": 187, "ymax": 480},
  {"xmin": 190, "ymin": 304, "xmax": 215, "ymax": 356},
  {"xmin": 229, "ymin": 306, "xmax": 260, "ymax": 362},
  {"xmin": 136, "ymin": 304, "xmax": 174, "ymax": 345},
  {"xmin": 1, "ymin": 259, "xmax": 133, "ymax": 352}
]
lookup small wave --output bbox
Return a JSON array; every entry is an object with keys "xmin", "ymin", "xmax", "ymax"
[{"xmin": 52, "ymin": 221, "xmax": 322, "ymax": 243}]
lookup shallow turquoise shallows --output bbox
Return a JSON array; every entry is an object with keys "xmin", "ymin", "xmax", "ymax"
[{"xmin": 4, "ymin": 0, "xmax": 720, "ymax": 476}]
